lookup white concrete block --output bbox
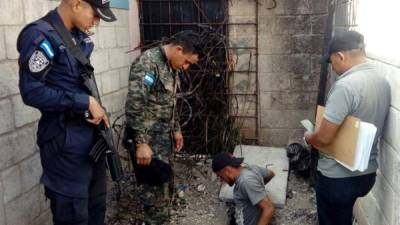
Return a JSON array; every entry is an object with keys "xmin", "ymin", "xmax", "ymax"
[
  {"xmin": 39, "ymin": 185, "xmax": 49, "ymax": 214},
  {"xmin": 91, "ymin": 49, "xmax": 110, "ymax": 74},
  {"xmin": 0, "ymin": 61, "xmax": 20, "ymax": 98},
  {"xmin": 229, "ymin": 0, "xmax": 256, "ymax": 16},
  {"xmin": 0, "ymin": 27, "xmax": 6, "ymax": 61},
  {"xmin": 95, "ymin": 73, "xmax": 103, "ymax": 97},
  {"xmin": 229, "ymin": 36, "xmax": 256, "ymax": 49},
  {"xmin": 229, "ymin": 15, "xmax": 256, "ymax": 24},
  {"xmin": 30, "ymin": 210, "xmax": 52, "ymax": 225},
  {"xmin": 1, "ymin": 165, "xmax": 22, "ymax": 204},
  {"xmin": 119, "ymin": 66, "xmax": 130, "ymax": 88},
  {"xmin": 90, "ymin": 27, "xmax": 100, "ymax": 48},
  {"xmin": 48, "ymin": 0, "xmax": 60, "ymax": 9},
  {"xmin": 259, "ymin": 73, "xmax": 291, "ymax": 92},
  {"xmin": 13, "ymin": 125, "xmax": 37, "ymax": 161},
  {"xmin": 116, "ymin": 27, "xmax": 130, "ymax": 47},
  {"xmin": 353, "ymin": 198, "xmax": 373, "ymax": 225},
  {"xmin": 98, "ymin": 26, "xmax": 117, "ymax": 49},
  {"xmin": 379, "ymin": 140, "xmax": 400, "ymax": 193},
  {"xmin": 115, "ymin": 89, "xmax": 128, "ymax": 113},
  {"xmin": 0, "ymin": 98, "xmax": 15, "ymax": 135},
  {"xmin": 20, "ymin": 153, "xmax": 42, "ymax": 193},
  {"xmin": 258, "ymin": 55, "xmax": 273, "ymax": 73},
  {"xmin": 231, "ymin": 71, "xmax": 256, "ymax": 93},
  {"xmin": 393, "ymin": 194, "xmax": 400, "ymax": 225},
  {"xmin": 23, "ymin": 0, "xmax": 52, "ymax": 23},
  {"xmin": 0, "ymin": 125, "xmax": 37, "ymax": 171},
  {"xmin": 12, "ymin": 95, "xmax": 41, "ymax": 128},
  {"xmin": 258, "ymin": 34, "xmax": 293, "ymax": 55},
  {"xmin": 219, "ymin": 145, "xmax": 289, "ymax": 208},
  {"xmin": 254, "ymin": 15, "xmax": 276, "ymax": 35},
  {"xmin": 102, "ymin": 89, "xmax": 127, "ymax": 114},
  {"xmin": 383, "ymin": 64, "xmax": 400, "ymax": 111},
  {"xmin": 5, "ymin": 186, "xmax": 41, "ymax": 225},
  {"xmin": 260, "ymin": 109, "xmax": 315, "ymax": 129},
  {"xmin": 23, "ymin": 186, "xmax": 42, "ymax": 223},
  {"xmin": 113, "ymin": 9, "xmax": 129, "ymax": 27},
  {"xmin": 0, "ymin": 0, "xmax": 24, "ymax": 25},
  {"xmin": 101, "ymin": 69, "xmax": 120, "ymax": 94},
  {"xmin": 109, "ymin": 47, "xmax": 130, "ymax": 69},
  {"xmin": 5, "ymin": 26, "xmax": 23, "ymax": 60},
  {"xmin": 371, "ymin": 172, "xmax": 396, "ymax": 225},
  {"xmin": 234, "ymin": 49, "xmax": 257, "ymax": 71},
  {"xmin": 357, "ymin": 193, "xmax": 390, "ymax": 225},
  {"xmin": 382, "ymin": 107, "xmax": 400, "ymax": 154},
  {"xmin": 0, "ymin": 133, "xmax": 15, "ymax": 171},
  {"xmin": 0, "ymin": 180, "xmax": 6, "ymax": 225}
]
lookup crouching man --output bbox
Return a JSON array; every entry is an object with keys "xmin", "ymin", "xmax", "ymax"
[{"xmin": 212, "ymin": 152, "xmax": 276, "ymax": 225}]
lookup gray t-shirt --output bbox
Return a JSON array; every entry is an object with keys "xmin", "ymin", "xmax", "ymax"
[
  {"xmin": 233, "ymin": 165, "xmax": 270, "ymax": 225},
  {"xmin": 318, "ymin": 61, "xmax": 391, "ymax": 178}
]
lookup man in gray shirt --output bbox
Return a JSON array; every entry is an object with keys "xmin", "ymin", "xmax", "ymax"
[
  {"xmin": 304, "ymin": 30, "xmax": 391, "ymax": 225},
  {"xmin": 212, "ymin": 152, "xmax": 275, "ymax": 225}
]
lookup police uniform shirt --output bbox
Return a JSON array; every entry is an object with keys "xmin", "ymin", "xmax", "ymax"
[
  {"xmin": 17, "ymin": 9, "xmax": 100, "ymax": 198},
  {"xmin": 17, "ymin": 9, "xmax": 94, "ymax": 143}
]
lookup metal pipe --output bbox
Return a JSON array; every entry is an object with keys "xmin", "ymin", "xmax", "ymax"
[{"xmin": 317, "ymin": 0, "xmax": 336, "ymax": 106}]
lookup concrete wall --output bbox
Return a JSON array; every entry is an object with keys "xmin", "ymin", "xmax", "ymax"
[
  {"xmin": 329, "ymin": 1, "xmax": 400, "ymax": 225},
  {"xmin": 0, "ymin": 0, "xmax": 135, "ymax": 224},
  {"xmin": 229, "ymin": 0, "xmax": 329, "ymax": 146}
]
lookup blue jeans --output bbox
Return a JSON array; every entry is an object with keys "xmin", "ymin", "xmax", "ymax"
[{"xmin": 314, "ymin": 172, "xmax": 376, "ymax": 225}]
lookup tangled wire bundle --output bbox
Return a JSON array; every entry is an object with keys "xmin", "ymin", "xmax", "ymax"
[{"xmin": 177, "ymin": 25, "xmax": 242, "ymax": 156}]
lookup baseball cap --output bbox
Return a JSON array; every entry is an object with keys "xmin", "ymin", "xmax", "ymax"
[
  {"xmin": 84, "ymin": 0, "xmax": 117, "ymax": 22},
  {"xmin": 320, "ymin": 30, "xmax": 365, "ymax": 63},
  {"xmin": 212, "ymin": 152, "xmax": 244, "ymax": 173}
]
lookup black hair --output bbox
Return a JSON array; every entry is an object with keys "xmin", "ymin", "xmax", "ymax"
[{"xmin": 169, "ymin": 30, "xmax": 202, "ymax": 55}]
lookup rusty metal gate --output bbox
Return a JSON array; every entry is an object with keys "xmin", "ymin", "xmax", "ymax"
[{"xmin": 138, "ymin": 0, "xmax": 260, "ymax": 153}]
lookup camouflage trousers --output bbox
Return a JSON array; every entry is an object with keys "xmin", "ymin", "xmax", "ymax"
[
  {"xmin": 138, "ymin": 179, "xmax": 174, "ymax": 225},
  {"xmin": 138, "ymin": 131, "xmax": 174, "ymax": 225}
]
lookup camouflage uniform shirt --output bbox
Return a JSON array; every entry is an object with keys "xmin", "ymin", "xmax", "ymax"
[{"xmin": 125, "ymin": 46, "xmax": 180, "ymax": 147}]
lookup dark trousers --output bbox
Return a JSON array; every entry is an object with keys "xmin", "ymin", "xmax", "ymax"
[
  {"xmin": 44, "ymin": 175, "xmax": 107, "ymax": 225},
  {"xmin": 314, "ymin": 172, "xmax": 376, "ymax": 225}
]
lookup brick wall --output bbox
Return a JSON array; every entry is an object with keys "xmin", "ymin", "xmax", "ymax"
[
  {"xmin": 329, "ymin": 1, "xmax": 400, "ymax": 224},
  {"xmin": 0, "ymin": 1, "xmax": 134, "ymax": 224},
  {"xmin": 229, "ymin": 0, "xmax": 329, "ymax": 146}
]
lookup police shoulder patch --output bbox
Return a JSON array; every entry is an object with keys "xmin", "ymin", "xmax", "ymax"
[
  {"xmin": 144, "ymin": 72, "xmax": 156, "ymax": 87},
  {"xmin": 29, "ymin": 50, "xmax": 50, "ymax": 73},
  {"xmin": 39, "ymin": 39, "xmax": 55, "ymax": 59}
]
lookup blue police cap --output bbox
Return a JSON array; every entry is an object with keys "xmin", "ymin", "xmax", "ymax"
[{"xmin": 84, "ymin": 0, "xmax": 117, "ymax": 22}]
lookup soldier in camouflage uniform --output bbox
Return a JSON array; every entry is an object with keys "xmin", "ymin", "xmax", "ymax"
[{"xmin": 125, "ymin": 30, "xmax": 201, "ymax": 225}]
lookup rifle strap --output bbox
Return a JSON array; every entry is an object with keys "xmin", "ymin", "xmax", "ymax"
[
  {"xmin": 41, "ymin": 13, "xmax": 91, "ymax": 67},
  {"xmin": 41, "ymin": 13, "xmax": 101, "ymax": 105}
]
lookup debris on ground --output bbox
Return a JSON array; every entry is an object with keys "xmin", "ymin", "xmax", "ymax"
[
  {"xmin": 106, "ymin": 155, "xmax": 318, "ymax": 225},
  {"xmin": 270, "ymin": 173, "xmax": 318, "ymax": 225}
]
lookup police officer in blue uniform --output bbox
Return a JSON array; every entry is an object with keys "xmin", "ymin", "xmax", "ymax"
[{"xmin": 17, "ymin": 0, "xmax": 116, "ymax": 224}]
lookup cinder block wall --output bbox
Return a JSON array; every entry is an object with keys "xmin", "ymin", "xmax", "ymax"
[
  {"xmin": 0, "ymin": 1, "xmax": 133, "ymax": 224},
  {"xmin": 330, "ymin": 1, "xmax": 400, "ymax": 225},
  {"xmin": 229, "ymin": 0, "xmax": 329, "ymax": 146}
]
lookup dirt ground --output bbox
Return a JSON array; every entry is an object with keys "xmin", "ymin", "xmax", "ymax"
[{"xmin": 106, "ymin": 156, "xmax": 318, "ymax": 225}]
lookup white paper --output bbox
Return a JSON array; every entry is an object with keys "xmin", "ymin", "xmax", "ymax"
[
  {"xmin": 301, "ymin": 119, "xmax": 314, "ymax": 132},
  {"xmin": 335, "ymin": 121, "xmax": 377, "ymax": 172}
]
